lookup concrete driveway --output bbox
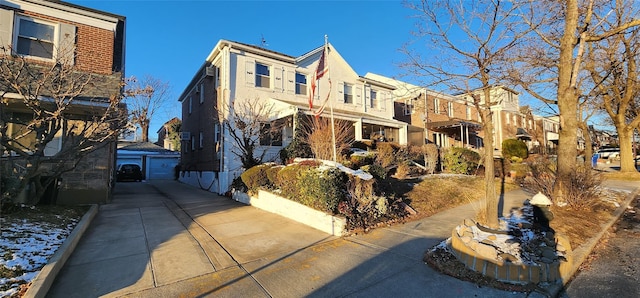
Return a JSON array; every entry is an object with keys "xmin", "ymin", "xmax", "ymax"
[{"xmin": 47, "ymin": 180, "xmax": 530, "ymax": 297}]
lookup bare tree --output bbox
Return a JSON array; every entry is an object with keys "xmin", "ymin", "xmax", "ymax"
[
  {"xmin": 124, "ymin": 75, "xmax": 170, "ymax": 142},
  {"xmin": 402, "ymin": 0, "xmax": 528, "ymax": 228},
  {"xmin": 220, "ymin": 97, "xmax": 286, "ymax": 169},
  {"xmin": 0, "ymin": 47, "xmax": 127, "ymax": 206},
  {"xmin": 513, "ymin": 0, "xmax": 640, "ymax": 201},
  {"xmin": 300, "ymin": 117, "xmax": 353, "ymax": 161}
]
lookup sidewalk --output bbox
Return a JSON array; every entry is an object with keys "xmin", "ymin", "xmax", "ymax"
[{"xmin": 44, "ymin": 179, "xmax": 637, "ymax": 297}]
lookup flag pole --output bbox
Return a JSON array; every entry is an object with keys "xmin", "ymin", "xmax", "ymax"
[{"xmin": 325, "ymin": 35, "xmax": 337, "ymax": 163}]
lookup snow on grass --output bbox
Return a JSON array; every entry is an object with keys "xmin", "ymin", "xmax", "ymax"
[{"xmin": 0, "ymin": 207, "xmax": 82, "ymax": 297}]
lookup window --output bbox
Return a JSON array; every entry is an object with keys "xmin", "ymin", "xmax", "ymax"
[
  {"xmin": 295, "ymin": 72, "xmax": 307, "ymax": 95},
  {"xmin": 343, "ymin": 83, "xmax": 353, "ymax": 104},
  {"xmin": 198, "ymin": 83, "xmax": 204, "ymax": 104},
  {"xmin": 447, "ymin": 102, "xmax": 454, "ymax": 117},
  {"xmin": 3, "ymin": 113, "xmax": 61, "ymax": 156},
  {"xmin": 371, "ymin": 90, "xmax": 378, "ymax": 109},
  {"xmin": 214, "ymin": 123, "xmax": 220, "ymax": 143},
  {"xmin": 215, "ymin": 66, "xmax": 221, "ymax": 88},
  {"xmin": 255, "ymin": 62, "xmax": 270, "ymax": 88},
  {"xmin": 506, "ymin": 113, "xmax": 510, "ymax": 125},
  {"xmin": 466, "ymin": 106, "xmax": 471, "ymax": 120},
  {"xmin": 259, "ymin": 122, "xmax": 283, "ymax": 146},
  {"xmin": 434, "ymin": 98, "xmax": 440, "ymax": 114},
  {"xmin": 199, "ymin": 132, "xmax": 203, "ymax": 149},
  {"xmin": 191, "ymin": 135, "xmax": 195, "ymax": 151},
  {"xmin": 15, "ymin": 17, "xmax": 55, "ymax": 59},
  {"xmin": 403, "ymin": 98, "xmax": 414, "ymax": 115}
]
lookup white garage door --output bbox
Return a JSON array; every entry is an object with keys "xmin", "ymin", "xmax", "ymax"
[
  {"xmin": 147, "ymin": 157, "xmax": 179, "ymax": 180},
  {"xmin": 117, "ymin": 157, "xmax": 141, "ymax": 167}
]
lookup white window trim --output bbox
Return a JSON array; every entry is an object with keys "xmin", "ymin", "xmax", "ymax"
[
  {"xmin": 434, "ymin": 98, "xmax": 440, "ymax": 114},
  {"xmin": 255, "ymin": 62, "xmax": 271, "ymax": 88},
  {"xmin": 13, "ymin": 15, "xmax": 58, "ymax": 62},
  {"xmin": 447, "ymin": 102, "xmax": 454, "ymax": 117},
  {"xmin": 295, "ymin": 72, "xmax": 307, "ymax": 95}
]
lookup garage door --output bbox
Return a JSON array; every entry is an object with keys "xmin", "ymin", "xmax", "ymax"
[
  {"xmin": 147, "ymin": 157, "xmax": 179, "ymax": 180},
  {"xmin": 117, "ymin": 157, "xmax": 141, "ymax": 167}
]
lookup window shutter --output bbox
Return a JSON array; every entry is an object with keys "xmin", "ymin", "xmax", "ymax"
[
  {"xmin": 58, "ymin": 23, "xmax": 76, "ymax": 65},
  {"xmin": 0, "ymin": 9, "xmax": 14, "ymax": 53},
  {"xmin": 245, "ymin": 60, "xmax": 255, "ymax": 86},
  {"xmin": 286, "ymin": 71, "xmax": 294, "ymax": 94},
  {"xmin": 44, "ymin": 129, "xmax": 62, "ymax": 156},
  {"xmin": 364, "ymin": 86, "xmax": 371, "ymax": 108},
  {"xmin": 273, "ymin": 66, "xmax": 283, "ymax": 92},
  {"xmin": 355, "ymin": 86, "xmax": 362, "ymax": 106}
]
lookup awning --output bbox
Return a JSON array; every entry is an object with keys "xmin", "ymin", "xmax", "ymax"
[
  {"xmin": 516, "ymin": 127, "xmax": 532, "ymax": 140},
  {"xmin": 426, "ymin": 119, "xmax": 482, "ymax": 131}
]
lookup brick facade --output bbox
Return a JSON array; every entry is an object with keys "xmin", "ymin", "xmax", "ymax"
[
  {"xmin": 0, "ymin": 1, "xmax": 125, "ymax": 205},
  {"xmin": 180, "ymin": 66, "xmax": 220, "ymax": 172}
]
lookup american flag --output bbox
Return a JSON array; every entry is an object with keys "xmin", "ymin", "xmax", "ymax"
[{"xmin": 308, "ymin": 48, "xmax": 328, "ymax": 109}]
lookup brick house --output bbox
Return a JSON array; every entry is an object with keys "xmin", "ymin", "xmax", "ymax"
[
  {"xmin": 365, "ymin": 73, "xmax": 484, "ymax": 149},
  {"xmin": 156, "ymin": 117, "xmax": 181, "ymax": 151},
  {"xmin": 178, "ymin": 40, "xmax": 409, "ymax": 194},
  {"xmin": 0, "ymin": 0, "xmax": 125, "ymax": 204}
]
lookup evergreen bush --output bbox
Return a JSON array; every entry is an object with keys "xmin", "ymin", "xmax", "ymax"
[
  {"xmin": 442, "ymin": 147, "xmax": 481, "ymax": 174},
  {"xmin": 240, "ymin": 164, "xmax": 271, "ymax": 191},
  {"xmin": 502, "ymin": 139, "xmax": 529, "ymax": 160}
]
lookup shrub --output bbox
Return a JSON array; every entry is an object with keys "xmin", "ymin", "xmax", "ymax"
[
  {"xmin": 395, "ymin": 162, "xmax": 411, "ymax": 179},
  {"xmin": 350, "ymin": 155, "xmax": 375, "ymax": 169},
  {"xmin": 350, "ymin": 140, "xmax": 370, "ymax": 150},
  {"xmin": 502, "ymin": 139, "xmax": 528, "ymax": 160},
  {"xmin": 275, "ymin": 164, "xmax": 306, "ymax": 196},
  {"xmin": 422, "ymin": 144, "xmax": 439, "ymax": 174},
  {"xmin": 297, "ymin": 167, "xmax": 347, "ymax": 213},
  {"xmin": 375, "ymin": 142, "xmax": 398, "ymax": 168},
  {"xmin": 442, "ymin": 147, "xmax": 481, "ymax": 175},
  {"xmin": 280, "ymin": 136, "xmax": 312, "ymax": 164},
  {"xmin": 361, "ymin": 164, "xmax": 387, "ymax": 180},
  {"xmin": 240, "ymin": 164, "xmax": 271, "ymax": 191},
  {"xmin": 523, "ymin": 157, "xmax": 603, "ymax": 210},
  {"xmin": 265, "ymin": 165, "xmax": 283, "ymax": 187}
]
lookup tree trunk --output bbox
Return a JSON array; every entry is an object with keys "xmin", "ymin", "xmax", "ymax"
[
  {"xmin": 141, "ymin": 123, "xmax": 149, "ymax": 142},
  {"xmin": 482, "ymin": 107, "xmax": 498, "ymax": 229},
  {"xmin": 618, "ymin": 127, "xmax": 637, "ymax": 172},
  {"xmin": 553, "ymin": 0, "xmax": 580, "ymax": 204}
]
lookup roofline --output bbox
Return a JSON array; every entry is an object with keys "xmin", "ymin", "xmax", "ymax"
[{"xmin": 2, "ymin": 0, "xmax": 125, "ymax": 22}]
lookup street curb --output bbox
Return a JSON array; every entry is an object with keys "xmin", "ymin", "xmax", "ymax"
[
  {"xmin": 23, "ymin": 204, "xmax": 98, "ymax": 298},
  {"xmin": 538, "ymin": 185, "xmax": 640, "ymax": 298}
]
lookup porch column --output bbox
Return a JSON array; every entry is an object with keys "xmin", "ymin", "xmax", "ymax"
[
  {"xmin": 354, "ymin": 121, "xmax": 363, "ymax": 140},
  {"xmin": 460, "ymin": 125, "xmax": 464, "ymax": 147}
]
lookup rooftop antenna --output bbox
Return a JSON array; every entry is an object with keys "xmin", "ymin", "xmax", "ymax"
[{"xmin": 260, "ymin": 34, "xmax": 268, "ymax": 47}]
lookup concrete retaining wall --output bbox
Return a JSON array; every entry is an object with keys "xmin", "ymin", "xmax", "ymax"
[{"xmin": 232, "ymin": 190, "xmax": 346, "ymax": 236}]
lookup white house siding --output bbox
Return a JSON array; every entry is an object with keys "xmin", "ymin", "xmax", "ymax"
[{"xmin": 179, "ymin": 40, "xmax": 408, "ymax": 195}]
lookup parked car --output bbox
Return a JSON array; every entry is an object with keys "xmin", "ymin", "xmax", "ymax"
[
  {"xmin": 116, "ymin": 164, "xmax": 143, "ymax": 182},
  {"xmin": 596, "ymin": 147, "xmax": 620, "ymax": 160}
]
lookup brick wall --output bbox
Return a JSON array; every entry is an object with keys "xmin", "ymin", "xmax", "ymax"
[{"xmin": 20, "ymin": 11, "xmax": 116, "ymax": 75}]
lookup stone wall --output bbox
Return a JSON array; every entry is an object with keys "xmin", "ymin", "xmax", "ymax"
[{"xmin": 448, "ymin": 218, "xmax": 573, "ymax": 284}]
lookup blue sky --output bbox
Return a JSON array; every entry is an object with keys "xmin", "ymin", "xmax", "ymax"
[{"xmin": 69, "ymin": 0, "xmax": 419, "ymax": 141}]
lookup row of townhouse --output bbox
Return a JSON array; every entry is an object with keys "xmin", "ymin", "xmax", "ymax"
[
  {"xmin": 1, "ymin": 0, "xmax": 125, "ymax": 204},
  {"xmin": 177, "ymin": 40, "xmax": 563, "ymax": 194}
]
